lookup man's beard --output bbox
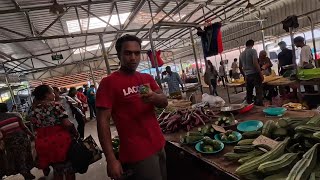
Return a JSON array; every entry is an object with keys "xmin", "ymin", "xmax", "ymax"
[{"xmin": 120, "ymin": 65, "xmax": 136, "ymax": 73}]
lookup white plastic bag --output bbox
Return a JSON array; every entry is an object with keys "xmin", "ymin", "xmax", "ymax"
[{"xmin": 202, "ymin": 93, "xmax": 225, "ymax": 108}]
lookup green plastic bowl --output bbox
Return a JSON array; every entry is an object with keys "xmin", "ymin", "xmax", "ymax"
[{"xmin": 237, "ymin": 120, "xmax": 263, "ymax": 132}]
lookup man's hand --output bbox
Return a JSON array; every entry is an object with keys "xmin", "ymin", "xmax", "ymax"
[
  {"xmin": 141, "ymin": 91, "xmax": 158, "ymax": 104},
  {"xmin": 107, "ymin": 159, "xmax": 123, "ymax": 179},
  {"xmin": 260, "ymin": 73, "xmax": 264, "ymax": 82},
  {"xmin": 141, "ymin": 90, "xmax": 168, "ymax": 108}
]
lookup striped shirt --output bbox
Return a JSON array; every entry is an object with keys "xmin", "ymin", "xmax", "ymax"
[{"xmin": 0, "ymin": 115, "xmax": 23, "ymax": 137}]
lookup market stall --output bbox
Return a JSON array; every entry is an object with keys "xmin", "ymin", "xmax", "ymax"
[
  {"xmin": 226, "ymin": 75, "xmax": 285, "ymax": 103},
  {"xmin": 160, "ymin": 104, "xmax": 319, "ymax": 180}
]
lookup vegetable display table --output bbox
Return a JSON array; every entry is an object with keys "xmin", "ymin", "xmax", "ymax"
[{"xmin": 164, "ymin": 106, "xmax": 315, "ymax": 180}]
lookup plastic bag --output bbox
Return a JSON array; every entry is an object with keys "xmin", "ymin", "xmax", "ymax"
[{"xmin": 201, "ymin": 93, "xmax": 225, "ymax": 107}]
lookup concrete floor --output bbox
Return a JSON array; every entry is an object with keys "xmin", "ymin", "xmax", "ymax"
[{"xmin": 4, "ymin": 85, "xmax": 246, "ymax": 180}]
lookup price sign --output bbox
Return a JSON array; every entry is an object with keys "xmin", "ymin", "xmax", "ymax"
[
  {"xmin": 211, "ymin": 125, "xmax": 226, "ymax": 133},
  {"xmin": 253, "ymin": 135, "xmax": 279, "ymax": 149}
]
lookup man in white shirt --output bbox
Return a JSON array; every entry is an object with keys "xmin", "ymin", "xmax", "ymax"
[
  {"xmin": 294, "ymin": 36, "xmax": 313, "ymax": 68},
  {"xmin": 294, "ymin": 36, "xmax": 315, "ymax": 93}
]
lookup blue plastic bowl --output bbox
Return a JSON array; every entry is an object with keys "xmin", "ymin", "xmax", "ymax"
[
  {"xmin": 214, "ymin": 131, "xmax": 242, "ymax": 144},
  {"xmin": 195, "ymin": 141, "xmax": 224, "ymax": 154},
  {"xmin": 237, "ymin": 120, "xmax": 263, "ymax": 132},
  {"xmin": 263, "ymin": 107, "xmax": 287, "ymax": 116}
]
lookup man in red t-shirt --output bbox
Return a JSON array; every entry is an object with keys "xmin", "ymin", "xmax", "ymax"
[{"xmin": 96, "ymin": 35, "xmax": 168, "ymax": 180}]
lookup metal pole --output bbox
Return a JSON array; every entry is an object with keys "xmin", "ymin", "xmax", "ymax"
[
  {"xmin": 180, "ymin": 59, "xmax": 183, "ymax": 73},
  {"xmin": 172, "ymin": 52, "xmax": 177, "ymax": 72},
  {"xmin": 2, "ymin": 64, "xmax": 16, "ymax": 106},
  {"xmin": 99, "ymin": 34, "xmax": 111, "ymax": 75},
  {"xmin": 307, "ymin": 16, "xmax": 318, "ymax": 67},
  {"xmin": 149, "ymin": 28, "xmax": 162, "ymax": 89},
  {"xmin": 260, "ymin": 21, "xmax": 266, "ymax": 51},
  {"xmin": 189, "ymin": 28, "xmax": 203, "ymax": 93},
  {"xmin": 144, "ymin": 54, "xmax": 152, "ymax": 75},
  {"xmin": 88, "ymin": 61, "xmax": 97, "ymax": 87}
]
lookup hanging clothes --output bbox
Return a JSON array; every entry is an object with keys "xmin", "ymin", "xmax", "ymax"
[
  {"xmin": 147, "ymin": 50, "xmax": 164, "ymax": 68},
  {"xmin": 197, "ymin": 22, "xmax": 224, "ymax": 57}
]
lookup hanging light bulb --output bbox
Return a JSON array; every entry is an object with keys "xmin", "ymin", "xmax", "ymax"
[{"xmin": 49, "ymin": 0, "xmax": 65, "ymax": 15}]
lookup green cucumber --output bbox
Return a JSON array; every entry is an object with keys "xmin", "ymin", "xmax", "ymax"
[
  {"xmin": 235, "ymin": 137, "xmax": 290, "ymax": 176},
  {"xmin": 237, "ymin": 139, "xmax": 255, "ymax": 146},
  {"xmin": 262, "ymin": 120, "xmax": 277, "ymax": 137},
  {"xmin": 286, "ymin": 143, "xmax": 319, "ymax": 180},
  {"xmin": 258, "ymin": 153, "xmax": 298, "ymax": 174},
  {"xmin": 234, "ymin": 145, "xmax": 255, "ymax": 153}
]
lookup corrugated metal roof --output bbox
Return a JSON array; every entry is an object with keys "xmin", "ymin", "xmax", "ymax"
[{"xmin": 0, "ymin": 0, "xmax": 319, "ymax": 85}]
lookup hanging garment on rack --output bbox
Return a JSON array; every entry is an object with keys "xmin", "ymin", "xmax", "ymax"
[
  {"xmin": 147, "ymin": 50, "xmax": 164, "ymax": 68},
  {"xmin": 197, "ymin": 22, "xmax": 224, "ymax": 57}
]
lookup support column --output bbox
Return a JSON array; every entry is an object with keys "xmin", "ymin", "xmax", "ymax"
[
  {"xmin": 260, "ymin": 21, "xmax": 266, "ymax": 51},
  {"xmin": 3, "ymin": 64, "xmax": 16, "ymax": 106},
  {"xmin": 307, "ymin": 16, "xmax": 318, "ymax": 67},
  {"xmin": 99, "ymin": 34, "xmax": 111, "ymax": 75},
  {"xmin": 88, "ymin": 61, "xmax": 97, "ymax": 87},
  {"xmin": 172, "ymin": 52, "xmax": 177, "ymax": 72},
  {"xmin": 189, "ymin": 28, "xmax": 203, "ymax": 93},
  {"xmin": 149, "ymin": 28, "xmax": 162, "ymax": 89}
]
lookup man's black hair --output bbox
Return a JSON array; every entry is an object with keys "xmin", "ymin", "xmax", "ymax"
[
  {"xmin": 90, "ymin": 85, "xmax": 95, "ymax": 88},
  {"xmin": 246, "ymin": 40, "xmax": 255, "ymax": 47},
  {"xmin": 294, "ymin": 36, "xmax": 304, "ymax": 44},
  {"xmin": 115, "ymin": 34, "xmax": 142, "ymax": 58}
]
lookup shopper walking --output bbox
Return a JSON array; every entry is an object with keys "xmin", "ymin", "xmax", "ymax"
[
  {"xmin": 239, "ymin": 40, "xmax": 264, "ymax": 106},
  {"xmin": 68, "ymin": 87, "xmax": 86, "ymax": 139},
  {"xmin": 96, "ymin": 35, "xmax": 168, "ymax": 180},
  {"xmin": 87, "ymin": 85, "xmax": 97, "ymax": 120},
  {"xmin": 218, "ymin": 61, "xmax": 228, "ymax": 87},
  {"xmin": 278, "ymin": 41, "xmax": 293, "ymax": 95},
  {"xmin": 162, "ymin": 66, "xmax": 184, "ymax": 97},
  {"xmin": 206, "ymin": 60, "xmax": 219, "ymax": 96},
  {"xmin": 76, "ymin": 87, "xmax": 88, "ymax": 114},
  {"xmin": 0, "ymin": 103, "xmax": 35, "ymax": 180},
  {"xmin": 28, "ymin": 85, "xmax": 78, "ymax": 180},
  {"xmin": 53, "ymin": 87, "xmax": 78, "ymax": 129}
]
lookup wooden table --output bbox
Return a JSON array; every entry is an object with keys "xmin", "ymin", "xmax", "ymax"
[{"xmin": 164, "ymin": 106, "xmax": 315, "ymax": 180}]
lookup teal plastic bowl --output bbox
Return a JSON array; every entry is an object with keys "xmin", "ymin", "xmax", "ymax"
[
  {"xmin": 195, "ymin": 141, "xmax": 224, "ymax": 154},
  {"xmin": 263, "ymin": 107, "xmax": 287, "ymax": 116},
  {"xmin": 214, "ymin": 131, "xmax": 242, "ymax": 144},
  {"xmin": 237, "ymin": 120, "xmax": 263, "ymax": 132}
]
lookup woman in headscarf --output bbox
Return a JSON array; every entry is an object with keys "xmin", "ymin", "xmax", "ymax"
[
  {"xmin": 0, "ymin": 103, "xmax": 35, "ymax": 179},
  {"xmin": 28, "ymin": 85, "xmax": 78, "ymax": 180},
  {"xmin": 258, "ymin": 50, "xmax": 277, "ymax": 102}
]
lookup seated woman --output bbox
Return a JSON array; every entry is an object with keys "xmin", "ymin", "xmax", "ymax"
[
  {"xmin": 0, "ymin": 103, "xmax": 35, "ymax": 179},
  {"xmin": 28, "ymin": 85, "xmax": 78, "ymax": 180},
  {"xmin": 258, "ymin": 50, "xmax": 277, "ymax": 101}
]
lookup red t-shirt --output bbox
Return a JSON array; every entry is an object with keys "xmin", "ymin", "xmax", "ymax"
[{"xmin": 96, "ymin": 71, "xmax": 165, "ymax": 163}]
